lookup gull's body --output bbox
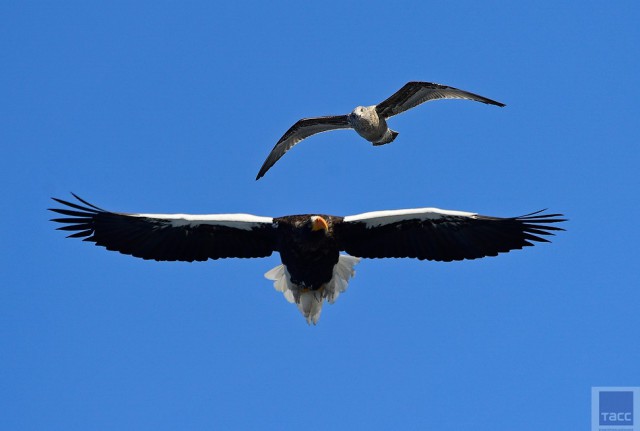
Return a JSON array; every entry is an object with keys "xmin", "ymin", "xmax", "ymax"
[
  {"xmin": 348, "ymin": 105, "xmax": 396, "ymax": 145},
  {"xmin": 256, "ymin": 81, "xmax": 505, "ymax": 179}
]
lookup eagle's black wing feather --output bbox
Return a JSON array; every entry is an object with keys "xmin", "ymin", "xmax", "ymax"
[
  {"xmin": 50, "ymin": 195, "xmax": 277, "ymax": 262},
  {"xmin": 335, "ymin": 208, "xmax": 565, "ymax": 262}
]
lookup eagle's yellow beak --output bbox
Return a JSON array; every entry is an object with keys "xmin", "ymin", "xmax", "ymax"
[{"xmin": 311, "ymin": 216, "xmax": 329, "ymax": 232}]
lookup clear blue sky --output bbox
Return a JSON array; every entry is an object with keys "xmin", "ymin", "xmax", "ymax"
[{"xmin": 2, "ymin": 2, "xmax": 639, "ymax": 430}]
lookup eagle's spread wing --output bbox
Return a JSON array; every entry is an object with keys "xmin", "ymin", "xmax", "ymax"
[
  {"xmin": 50, "ymin": 194, "xmax": 277, "ymax": 262},
  {"xmin": 336, "ymin": 208, "xmax": 565, "ymax": 262},
  {"xmin": 256, "ymin": 115, "xmax": 350, "ymax": 180},
  {"xmin": 375, "ymin": 81, "xmax": 505, "ymax": 118}
]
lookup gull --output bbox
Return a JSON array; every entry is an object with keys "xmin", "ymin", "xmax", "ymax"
[{"xmin": 256, "ymin": 81, "xmax": 505, "ymax": 179}]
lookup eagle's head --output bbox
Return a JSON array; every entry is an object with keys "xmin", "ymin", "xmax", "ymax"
[{"xmin": 309, "ymin": 215, "xmax": 329, "ymax": 233}]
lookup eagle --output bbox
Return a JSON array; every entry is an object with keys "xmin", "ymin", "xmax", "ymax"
[
  {"xmin": 50, "ymin": 194, "xmax": 564, "ymax": 324},
  {"xmin": 256, "ymin": 81, "xmax": 505, "ymax": 179}
]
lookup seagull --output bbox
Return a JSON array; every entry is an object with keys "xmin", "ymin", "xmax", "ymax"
[
  {"xmin": 256, "ymin": 81, "xmax": 505, "ymax": 179},
  {"xmin": 50, "ymin": 194, "xmax": 563, "ymax": 324}
]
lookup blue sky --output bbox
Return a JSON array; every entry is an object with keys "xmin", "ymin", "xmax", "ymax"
[{"xmin": 2, "ymin": 2, "xmax": 639, "ymax": 430}]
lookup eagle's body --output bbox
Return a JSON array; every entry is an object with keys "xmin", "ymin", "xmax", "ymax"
[
  {"xmin": 275, "ymin": 215, "xmax": 341, "ymax": 289},
  {"xmin": 256, "ymin": 81, "xmax": 505, "ymax": 179},
  {"xmin": 50, "ymin": 194, "xmax": 564, "ymax": 324}
]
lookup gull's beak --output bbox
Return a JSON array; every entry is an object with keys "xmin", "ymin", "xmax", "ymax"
[{"xmin": 311, "ymin": 216, "xmax": 329, "ymax": 232}]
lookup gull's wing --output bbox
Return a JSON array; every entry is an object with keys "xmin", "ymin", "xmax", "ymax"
[
  {"xmin": 256, "ymin": 115, "xmax": 350, "ymax": 180},
  {"xmin": 50, "ymin": 194, "xmax": 277, "ymax": 262},
  {"xmin": 335, "ymin": 208, "xmax": 565, "ymax": 261},
  {"xmin": 375, "ymin": 81, "xmax": 505, "ymax": 118}
]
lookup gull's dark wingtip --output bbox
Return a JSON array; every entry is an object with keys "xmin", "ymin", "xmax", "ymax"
[
  {"xmin": 255, "ymin": 166, "xmax": 267, "ymax": 181},
  {"xmin": 255, "ymin": 156, "xmax": 276, "ymax": 180},
  {"xmin": 482, "ymin": 98, "xmax": 506, "ymax": 108}
]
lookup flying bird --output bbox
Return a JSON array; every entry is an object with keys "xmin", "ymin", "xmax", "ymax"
[
  {"xmin": 256, "ymin": 81, "xmax": 505, "ymax": 179},
  {"xmin": 50, "ymin": 194, "xmax": 564, "ymax": 324}
]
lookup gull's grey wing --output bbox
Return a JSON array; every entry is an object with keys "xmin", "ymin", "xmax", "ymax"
[
  {"xmin": 50, "ymin": 194, "xmax": 277, "ymax": 262},
  {"xmin": 256, "ymin": 115, "xmax": 350, "ymax": 180},
  {"xmin": 335, "ymin": 207, "xmax": 564, "ymax": 262},
  {"xmin": 375, "ymin": 81, "xmax": 505, "ymax": 118}
]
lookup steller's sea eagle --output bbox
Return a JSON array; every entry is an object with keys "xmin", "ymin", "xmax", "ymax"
[
  {"xmin": 50, "ymin": 194, "xmax": 564, "ymax": 324},
  {"xmin": 256, "ymin": 81, "xmax": 505, "ymax": 180}
]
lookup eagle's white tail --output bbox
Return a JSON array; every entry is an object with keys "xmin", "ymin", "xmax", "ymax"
[{"xmin": 264, "ymin": 255, "xmax": 361, "ymax": 325}]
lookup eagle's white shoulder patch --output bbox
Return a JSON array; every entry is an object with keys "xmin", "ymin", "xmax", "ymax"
[
  {"xmin": 343, "ymin": 207, "xmax": 476, "ymax": 228},
  {"xmin": 132, "ymin": 213, "xmax": 273, "ymax": 230}
]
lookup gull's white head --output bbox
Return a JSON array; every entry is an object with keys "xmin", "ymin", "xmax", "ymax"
[
  {"xmin": 348, "ymin": 105, "xmax": 377, "ymax": 128},
  {"xmin": 349, "ymin": 106, "xmax": 367, "ymax": 120}
]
